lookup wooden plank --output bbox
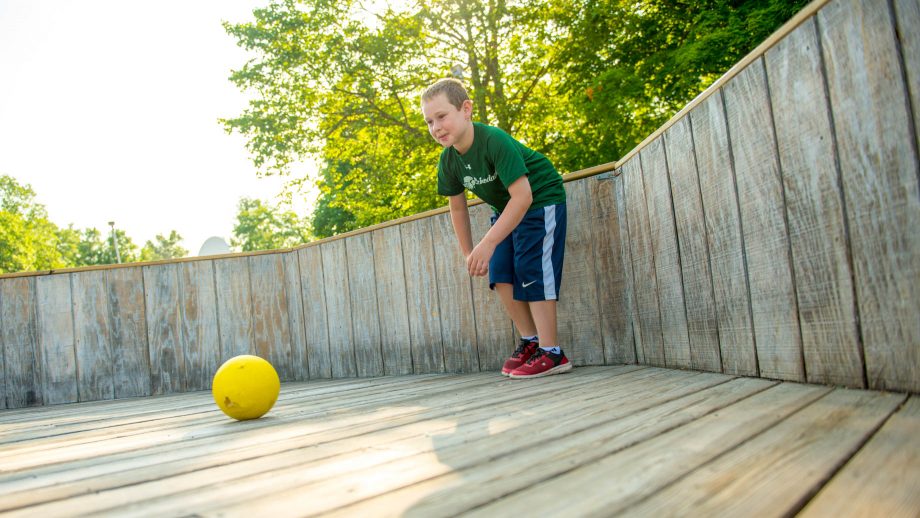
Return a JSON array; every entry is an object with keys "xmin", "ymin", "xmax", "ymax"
[
  {"xmin": 322, "ymin": 376, "xmax": 773, "ymax": 517},
  {"xmin": 35, "ymin": 274, "xmax": 77, "ymax": 404},
  {"xmin": 765, "ymin": 18, "xmax": 863, "ymax": 388},
  {"xmin": 0, "ymin": 286, "xmax": 4, "ymax": 410},
  {"xmin": 689, "ymin": 90, "xmax": 757, "ymax": 376},
  {"xmin": 588, "ymin": 172, "xmax": 636, "ymax": 364},
  {"xmin": 142, "ymin": 264, "xmax": 184, "ymax": 395},
  {"xmin": 0, "ymin": 277, "xmax": 42, "ymax": 407},
  {"xmin": 663, "ymin": 117, "xmax": 722, "ymax": 372},
  {"xmin": 641, "ymin": 137, "xmax": 692, "ymax": 369},
  {"xmin": 467, "ymin": 203, "xmax": 513, "ymax": 371},
  {"xmin": 297, "ymin": 246, "xmax": 331, "ymax": 379},
  {"xmin": 400, "ymin": 218, "xmax": 445, "ymax": 374},
  {"xmin": 249, "ymin": 254, "xmax": 294, "ymax": 381},
  {"xmin": 556, "ymin": 180, "xmax": 605, "ymax": 364},
  {"xmin": 468, "ymin": 382, "xmax": 830, "ymax": 517},
  {"xmin": 71, "ymin": 270, "xmax": 114, "ymax": 402},
  {"xmin": 371, "ymin": 226, "xmax": 413, "ymax": 375},
  {"xmin": 106, "ymin": 267, "xmax": 151, "ymax": 398},
  {"xmin": 177, "ymin": 260, "xmax": 220, "ymax": 391},
  {"xmin": 723, "ymin": 58, "xmax": 805, "ymax": 381},
  {"xmin": 614, "ymin": 172, "xmax": 643, "ymax": 364},
  {"xmin": 894, "ymin": 0, "xmax": 919, "ymax": 154},
  {"xmin": 800, "ymin": 396, "xmax": 920, "ymax": 517},
  {"xmin": 819, "ymin": 0, "xmax": 920, "ymax": 392},
  {"xmin": 320, "ymin": 240, "xmax": 357, "ymax": 378},
  {"xmin": 345, "ymin": 233, "xmax": 385, "ymax": 377},
  {"xmin": 281, "ymin": 252, "xmax": 308, "ymax": 381},
  {"xmin": 214, "ymin": 257, "xmax": 253, "ymax": 361},
  {"xmin": 430, "ymin": 213, "xmax": 479, "ymax": 373},
  {"xmin": 626, "ymin": 389, "xmax": 906, "ymax": 516},
  {"xmin": 622, "ymin": 156, "xmax": 666, "ymax": 366}
]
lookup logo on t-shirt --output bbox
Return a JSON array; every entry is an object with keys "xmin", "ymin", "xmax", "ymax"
[{"xmin": 463, "ymin": 173, "xmax": 497, "ymax": 191}]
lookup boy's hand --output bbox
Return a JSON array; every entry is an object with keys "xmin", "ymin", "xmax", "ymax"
[{"xmin": 466, "ymin": 241, "xmax": 495, "ymax": 277}]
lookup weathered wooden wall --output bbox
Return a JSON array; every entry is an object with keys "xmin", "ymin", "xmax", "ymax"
[{"xmin": 1, "ymin": 0, "xmax": 917, "ymax": 408}]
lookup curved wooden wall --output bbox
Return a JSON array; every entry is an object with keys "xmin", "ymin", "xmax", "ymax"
[{"xmin": 1, "ymin": 0, "xmax": 917, "ymax": 408}]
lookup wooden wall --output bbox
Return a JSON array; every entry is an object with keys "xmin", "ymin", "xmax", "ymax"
[{"xmin": 1, "ymin": 0, "xmax": 917, "ymax": 408}]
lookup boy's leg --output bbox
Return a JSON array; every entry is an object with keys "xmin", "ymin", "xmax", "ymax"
[
  {"xmin": 508, "ymin": 203, "xmax": 571, "ymax": 379},
  {"xmin": 528, "ymin": 300, "xmax": 556, "ymax": 346},
  {"xmin": 494, "ymin": 283, "xmax": 537, "ymax": 337}
]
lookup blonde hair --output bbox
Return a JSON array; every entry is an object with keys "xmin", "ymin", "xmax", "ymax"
[{"xmin": 421, "ymin": 78, "xmax": 470, "ymax": 110}]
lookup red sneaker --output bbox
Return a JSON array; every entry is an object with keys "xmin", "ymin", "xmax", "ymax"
[
  {"xmin": 501, "ymin": 338, "xmax": 540, "ymax": 376},
  {"xmin": 509, "ymin": 348, "xmax": 573, "ymax": 379}
]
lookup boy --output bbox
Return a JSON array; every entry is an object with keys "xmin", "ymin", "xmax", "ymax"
[{"xmin": 421, "ymin": 78, "xmax": 571, "ymax": 379}]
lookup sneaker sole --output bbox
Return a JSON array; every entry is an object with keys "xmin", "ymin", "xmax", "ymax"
[
  {"xmin": 509, "ymin": 362, "xmax": 573, "ymax": 379},
  {"xmin": 501, "ymin": 370, "xmax": 511, "ymax": 377}
]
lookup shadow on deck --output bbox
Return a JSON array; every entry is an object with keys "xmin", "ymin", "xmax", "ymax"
[{"xmin": 0, "ymin": 366, "xmax": 916, "ymax": 517}]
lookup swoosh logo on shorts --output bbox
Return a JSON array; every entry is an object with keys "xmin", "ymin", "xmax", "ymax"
[{"xmin": 522, "ymin": 280, "xmax": 536, "ymax": 288}]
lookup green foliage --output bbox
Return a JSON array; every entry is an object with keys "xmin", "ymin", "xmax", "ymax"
[
  {"xmin": 75, "ymin": 227, "xmax": 138, "ymax": 266},
  {"xmin": 139, "ymin": 231, "xmax": 189, "ymax": 262},
  {"xmin": 223, "ymin": 0, "xmax": 810, "ymax": 237},
  {"xmin": 0, "ymin": 175, "xmax": 69, "ymax": 273},
  {"xmin": 231, "ymin": 197, "xmax": 311, "ymax": 251}
]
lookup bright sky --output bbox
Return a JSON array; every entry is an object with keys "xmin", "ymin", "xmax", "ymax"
[{"xmin": 0, "ymin": 0, "xmax": 316, "ymax": 256}]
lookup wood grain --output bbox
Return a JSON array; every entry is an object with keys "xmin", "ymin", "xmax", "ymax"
[
  {"xmin": 400, "ymin": 218, "xmax": 445, "ymax": 374},
  {"xmin": 0, "ymin": 277, "xmax": 42, "ymax": 407},
  {"xmin": 430, "ymin": 213, "xmax": 479, "ymax": 373},
  {"xmin": 467, "ymin": 203, "xmax": 513, "ymax": 370},
  {"xmin": 371, "ymin": 226, "xmax": 414, "ymax": 375},
  {"xmin": 894, "ymin": 0, "xmax": 919, "ymax": 154},
  {"xmin": 723, "ymin": 58, "xmax": 805, "ymax": 381},
  {"xmin": 71, "ymin": 270, "xmax": 113, "ymax": 402},
  {"xmin": 249, "ymin": 254, "xmax": 294, "ymax": 381},
  {"xmin": 214, "ymin": 257, "xmax": 253, "ymax": 362},
  {"xmin": 556, "ymin": 180, "xmax": 605, "ymax": 365},
  {"xmin": 664, "ymin": 117, "xmax": 722, "ymax": 372},
  {"xmin": 297, "ymin": 246, "xmax": 332, "ymax": 379},
  {"xmin": 588, "ymin": 173, "xmax": 636, "ymax": 364},
  {"xmin": 800, "ymin": 396, "xmax": 920, "ymax": 517},
  {"xmin": 345, "ymin": 233, "xmax": 385, "ymax": 377},
  {"xmin": 320, "ymin": 240, "xmax": 357, "ymax": 378},
  {"xmin": 177, "ymin": 260, "xmax": 220, "ymax": 391},
  {"xmin": 641, "ymin": 137, "xmax": 692, "ymax": 369},
  {"xmin": 766, "ymin": 17, "xmax": 863, "ymax": 387},
  {"xmin": 282, "ymin": 252, "xmax": 308, "ymax": 381},
  {"xmin": 614, "ymin": 172, "xmax": 643, "ymax": 364},
  {"xmin": 142, "ymin": 264, "xmax": 184, "ymax": 395},
  {"xmin": 106, "ymin": 267, "xmax": 151, "ymax": 398},
  {"xmin": 689, "ymin": 90, "xmax": 757, "ymax": 376},
  {"xmin": 819, "ymin": 0, "xmax": 920, "ymax": 392},
  {"xmin": 35, "ymin": 274, "xmax": 77, "ymax": 404},
  {"xmin": 627, "ymin": 389, "xmax": 905, "ymax": 516},
  {"xmin": 623, "ymin": 156, "xmax": 666, "ymax": 366}
]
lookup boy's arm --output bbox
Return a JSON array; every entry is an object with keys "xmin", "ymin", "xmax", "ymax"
[
  {"xmin": 448, "ymin": 193, "xmax": 475, "ymax": 258},
  {"xmin": 467, "ymin": 175, "xmax": 533, "ymax": 277}
]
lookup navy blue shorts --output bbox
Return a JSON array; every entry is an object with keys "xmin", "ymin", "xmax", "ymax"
[{"xmin": 489, "ymin": 203, "xmax": 567, "ymax": 302}]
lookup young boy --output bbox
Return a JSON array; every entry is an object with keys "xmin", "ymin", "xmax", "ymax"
[{"xmin": 421, "ymin": 78, "xmax": 572, "ymax": 379}]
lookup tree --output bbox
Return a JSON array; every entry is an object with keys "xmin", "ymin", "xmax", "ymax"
[
  {"xmin": 549, "ymin": 0, "xmax": 811, "ymax": 171},
  {"xmin": 0, "ymin": 175, "xmax": 69, "ymax": 273},
  {"xmin": 139, "ymin": 231, "xmax": 189, "ymax": 262},
  {"xmin": 231, "ymin": 197, "xmax": 311, "ymax": 252},
  {"xmin": 222, "ymin": 0, "xmax": 566, "ymax": 233},
  {"xmin": 76, "ymin": 227, "xmax": 138, "ymax": 266}
]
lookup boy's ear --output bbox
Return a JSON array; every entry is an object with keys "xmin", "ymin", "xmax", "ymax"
[{"xmin": 462, "ymin": 99, "xmax": 473, "ymax": 120}]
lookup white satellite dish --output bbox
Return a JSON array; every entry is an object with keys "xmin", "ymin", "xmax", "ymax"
[{"xmin": 198, "ymin": 236, "xmax": 231, "ymax": 257}]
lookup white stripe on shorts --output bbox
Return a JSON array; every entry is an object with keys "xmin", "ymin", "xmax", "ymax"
[{"xmin": 542, "ymin": 205, "xmax": 557, "ymax": 300}]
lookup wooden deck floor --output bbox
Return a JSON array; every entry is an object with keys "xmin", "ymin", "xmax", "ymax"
[{"xmin": 0, "ymin": 366, "xmax": 917, "ymax": 517}]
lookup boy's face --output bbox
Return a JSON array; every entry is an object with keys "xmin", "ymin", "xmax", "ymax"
[{"xmin": 422, "ymin": 93, "xmax": 472, "ymax": 149}]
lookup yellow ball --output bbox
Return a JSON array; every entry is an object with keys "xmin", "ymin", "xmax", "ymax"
[{"xmin": 212, "ymin": 355, "xmax": 280, "ymax": 420}]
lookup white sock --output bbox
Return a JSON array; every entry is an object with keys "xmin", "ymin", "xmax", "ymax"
[
  {"xmin": 522, "ymin": 335, "xmax": 538, "ymax": 342},
  {"xmin": 540, "ymin": 346, "xmax": 561, "ymax": 355}
]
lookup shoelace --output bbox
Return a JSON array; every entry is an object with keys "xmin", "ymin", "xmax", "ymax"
[
  {"xmin": 512, "ymin": 339, "xmax": 536, "ymax": 358},
  {"xmin": 525, "ymin": 347, "xmax": 548, "ymax": 365}
]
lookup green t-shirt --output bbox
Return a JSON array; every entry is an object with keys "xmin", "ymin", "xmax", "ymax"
[{"xmin": 437, "ymin": 123, "xmax": 566, "ymax": 213}]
